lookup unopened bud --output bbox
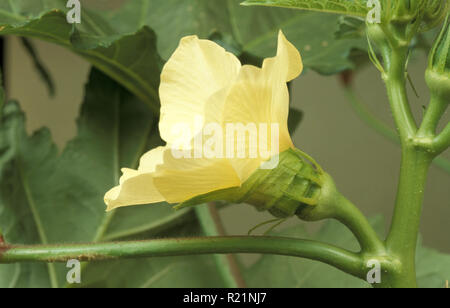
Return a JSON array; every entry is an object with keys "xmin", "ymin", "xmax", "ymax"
[{"xmin": 426, "ymin": 14, "xmax": 450, "ymax": 98}]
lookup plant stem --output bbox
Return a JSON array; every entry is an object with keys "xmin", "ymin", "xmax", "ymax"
[
  {"xmin": 385, "ymin": 147, "xmax": 432, "ymax": 288},
  {"xmin": 434, "ymin": 122, "xmax": 450, "ymax": 154},
  {"xmin": 418, "ymin": 94, "xmax": 449, "ymax": 137},
  {"xmin": 195, "ymin": 204, "xmax": 246, "ymax": 288},
  {"xmin": 378, "ymin": 43, "xmax": 436, "ymax": 287},
  {"xmin": 0, "ymin": 236, "xmax": 366, "ymax": 280},
  {"xmin": 383, "ymin": 49, "xmax": 417, "ymax": 141},
  {"xmin": 332, "ymin": 193, "xmax": 385, "ymax": 255},
  {"xmin": 312, "ymin": 173, "xmax": 385, "ymax": 254}
]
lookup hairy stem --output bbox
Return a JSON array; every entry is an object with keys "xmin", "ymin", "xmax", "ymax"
[{"xmin": 0, "ymin": 236, "xmax": 366, "ymax": 280}]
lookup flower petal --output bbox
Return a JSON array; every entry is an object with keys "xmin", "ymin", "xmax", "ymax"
[
  {"xmin": 159, "ymin": 36, "xmax": 241, "ymax": 145},
  {"xmin": 262, "ymin": 30, "xmax": 303, "ymax": 82},
  {"xmin": 104, "ymin": 147, "xmax": 166, "ymax": 211},
  {"xmin": 220, "ymin": 64, "xmax": 294, "ymax": 182},
  {"xmin": 153, "ymin": 148, "xmax": 241, "ymax": 203}
]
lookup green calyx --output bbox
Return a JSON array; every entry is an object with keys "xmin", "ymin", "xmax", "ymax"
[
  {"xmin": 295, "ymin": 172, "xmax": 341, "ymax": 222},
  {"xmin": 389, "ymin": 0, "xmax": 425, "ymax": 21},
  {"xmin": 370, "ymin": 1, "xmax": 448, "ymax": 48},
  {"xmin": 423, "ymin": 0, "xmax": 449, "ymax": 31},
  {"xmin": 427, "ymin": 14, "xmax": 450, "ymax": 98},
  {"xmin": 176, "ymin": 148, "xmax": 325, "ymax": 218},
  {"xmin": 385, "ymin": 0, "xmax": 447, "ymax": 29}
]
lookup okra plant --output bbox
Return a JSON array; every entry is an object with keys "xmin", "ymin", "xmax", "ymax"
[{"xmin": 0, "ymin": 0, "xmax": 449, "ymax": 288}]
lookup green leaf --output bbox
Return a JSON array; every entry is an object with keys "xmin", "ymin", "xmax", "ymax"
[
  {"xmin": 0, "ymin": 69, "xmax": 220, "ymax": 288},
  {"xmin": 75, "ymin": 220, "xmax": 224, "ymax": 288},
  {"xmin": 141, "ymin": 0, "xmax": 366, "ymax": 75},
  {"xmin": 0, "ymin": 0, "xmax": 368, "ymax": 82},
  {"xmin": 135, "ymin": 0, "xmax": 367, "ymax": 74},
  {"xmin": 335, "ymin": 16, "xmax": 367, "ymax": 40},
  {"xmin": 0, "ymin": 6, "xmax": 163, "ymax": 111},
  {"xmin": 241, "ymin": 0, "xmax": 369, "ymax": 17},
  {"xmin": 230, "ymin": 8, "xmax": 367, "ymax": 74},
  {"xmin": 75, "ymin": 255, "xmax": 223, "ymax": 288},
  {"xmin": 416, "ymin": 242, "xmax": 450, "ymax": 288}
]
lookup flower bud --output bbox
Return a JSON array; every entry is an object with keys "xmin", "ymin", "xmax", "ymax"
[
  {"xmin": 423, "ymin": 0, "xmax": 449, "ymax": 31},
  {"xmin": 426, "ymin": 14, "xmax": 450, "ymax": 98},
  {"xmin": 391, "ymin": 0, "xmax": 423, "ymax": 19},
  {"xmin": 380, "ymin": 0, "xmax": 447, "ymax": 34}
]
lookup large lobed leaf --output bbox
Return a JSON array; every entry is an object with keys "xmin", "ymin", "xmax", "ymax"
[
  {"xmin": 115, "ymin": 0, "xmax": 367, "ymax": 74},
  {"xmin": 0, "ymin": 67, "xmax": 222, "ymax": 288},
  {"xmin": 0, "ymin": 0, "xmax": 368, "ymax": 99},
  {"xmin": 0, "ymin": 2, "xmax": 163, "ymax": 111}
]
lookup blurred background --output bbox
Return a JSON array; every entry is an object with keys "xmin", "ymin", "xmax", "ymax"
[{"xmin": 2, "ymin": 0, "xmax": 449, "ymax": 253}]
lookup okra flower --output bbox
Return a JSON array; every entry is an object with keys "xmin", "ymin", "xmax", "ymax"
[{"xmin": 104, "ymin": 31, "xmax": 305, "ymax": 212}]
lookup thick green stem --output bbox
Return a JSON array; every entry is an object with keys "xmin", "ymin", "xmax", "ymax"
[
  {"xmin": 195, "ymin": 204, "xmax": 246, "ymax": 288},
  {"xmin": 380, "ymin": 44, "xmax": 435, "ymax": 288},
  {"xmin": 385, "ymin": 147, "xmax": 432, "ymax": 288},
  {"xmin": 0, "ymin": 236, "xmax": 366, "ymax": 280}
]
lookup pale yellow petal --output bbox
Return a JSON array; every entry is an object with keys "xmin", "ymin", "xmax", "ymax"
[
  {"xmin": 218, "ymin": 32, "xmax": 301, "ymax": 182},
  {"xmin": 220, "ymin": 64, "xmax": 294, "ymax": 182},
  {"xmin": 262, "ymin": 30, "xmax": 303, "ymax": 82},
  {"xmin": 138, "ymin": 146, "xmax": 165, "ymax": 172},
  {"xmin": 153, "ymin": 148, "xmax": 241, "ymax": 203},
  {"xmin": 104, "ymin": 147, "xmax": 167, "ymax": 211},
  {"xmin": 159, "ymin": 36, "xmax": 241, "ymax": 145}
]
